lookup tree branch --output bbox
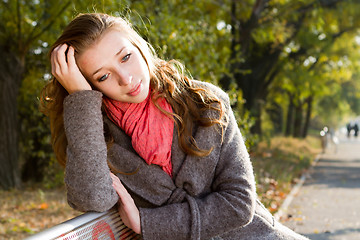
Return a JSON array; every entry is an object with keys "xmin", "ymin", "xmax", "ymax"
[
  {"xmin": 261, "ymin": 0, "xmax": 343, "ymax": 25},
  {"xmin": 239, "ymin": 0, "xmax": 269, "ymax": 55},
  {"xmin": 16, "ymin": 0, "xmax": 22, "ymax": 51},
  {"xmin": 332, "ymin": 26, "xmax": 357, "ymax": 39},
  {"xmin": 0, "ymin": 0, "xmax": 11, "ymax": 11},
  {"xmin": 263, "ymin": 65, "xmax": 281, "ymax": 94},
  {"xmin": 25, "ymin": 1, "xmax": 71, "ymax": 49}
]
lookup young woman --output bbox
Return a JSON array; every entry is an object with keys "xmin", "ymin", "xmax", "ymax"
[{"xmin": 41, "ymin": 13, "xmax": 309, "ymax": 240}]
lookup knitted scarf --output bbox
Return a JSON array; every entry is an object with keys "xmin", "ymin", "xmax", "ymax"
[{"xmin": 103, "ymin": 92, "xmax": 174, "ymax": 177}]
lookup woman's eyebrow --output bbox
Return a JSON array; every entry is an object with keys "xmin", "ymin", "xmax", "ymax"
[{"xmin": 91, "ymin": 47, "xmax": 126, "ymax": 76}]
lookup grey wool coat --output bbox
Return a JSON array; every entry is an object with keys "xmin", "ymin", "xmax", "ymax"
[{"xmin": 63, "ymin": 81, "xmax": 309, "ymax": 240}]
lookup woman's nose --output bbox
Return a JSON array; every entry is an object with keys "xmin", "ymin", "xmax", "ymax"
[{"xmin": 116, "ymin": 69, "xmax": 132, "ymax": 86}]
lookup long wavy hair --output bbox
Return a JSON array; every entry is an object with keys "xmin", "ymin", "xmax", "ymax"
[{"xmin": 40, "ymin": 13, "xmax": 225, "ymax": 167}]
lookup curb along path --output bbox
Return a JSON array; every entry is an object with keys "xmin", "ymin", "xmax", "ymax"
[{"xmin": 279, "ymin": 135, "xmax": 360, "ymax": 240}]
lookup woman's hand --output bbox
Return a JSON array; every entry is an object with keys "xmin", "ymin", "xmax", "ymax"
[
  {"xmin": 51, "ymin": 44, "xmax": 92, "ymax": 94},
  {"xmin": 110, "ymin": 172, "xmax": 141, "ymax": 234}
]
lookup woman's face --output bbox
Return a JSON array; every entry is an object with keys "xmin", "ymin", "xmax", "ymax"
[{"xmin": 77, "ymin": 29, "xmax": 151, "ymax": 103}]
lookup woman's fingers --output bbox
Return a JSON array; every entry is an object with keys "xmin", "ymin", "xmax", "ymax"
[
  {"xmin": 50, "ymin": 45, "xmax": 59, "ymax": 77},
  {"xmin": 110, "ymin": 173, "xmax": 134, "ymax": 209},
  {"xmin": 51, "ymin": 44, "xmax": 68, "ymax": 79},
  {"xmin": 110, "ymin": 172, "xmax": 128, "ymax": 198},
  {"xmin": 67, "ymin": 46, "xmax": 77, "ymax": 67},
  {"xmin": 50, "ymin": 44, "xmax": 91, "ymax": 94},
  {"xmin": 110, "ymin": 172, "xmax": 141, "ymax": 234},
  {"xmin": 53, "ymin": 44, "xmax": 68, "ymax": 75}
]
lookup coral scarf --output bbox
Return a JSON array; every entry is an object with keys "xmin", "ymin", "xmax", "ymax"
[{"xmin": 103, "ymin": 92, "xmax": 174, "ymax": 177}]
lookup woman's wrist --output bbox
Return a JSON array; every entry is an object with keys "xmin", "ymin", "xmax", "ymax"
[{"xmin": 66, "ymin": 84, "xmax": 92, "ymax": 94}]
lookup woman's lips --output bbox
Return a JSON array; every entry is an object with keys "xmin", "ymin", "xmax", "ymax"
[{"xmin": 127, "ymin": 81, "xmax": 142, "ymax": 96}]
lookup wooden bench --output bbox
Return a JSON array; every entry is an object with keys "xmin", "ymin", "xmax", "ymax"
[{"xmin": 24, "ymin": 207, "xmax": 141, "ymax": 240}]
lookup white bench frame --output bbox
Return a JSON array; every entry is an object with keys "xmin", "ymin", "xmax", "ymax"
[{"xmin": 24, "ymin": 207, "xmax": 141, "ymax": 240}]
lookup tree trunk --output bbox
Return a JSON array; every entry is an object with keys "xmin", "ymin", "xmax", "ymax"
[
  {"xmin": 251, "ymin": 99, "xmax": 263, "ymax": 136},
  {"xmin": 21, "ymin": 135, "xmax": 47, "ymax": 183},
  {"xmin": 293, "ymin": 102, "xmax": 303, "ymax": 138},
  {"xmin": 0, "ymin": 47, "xmax": 24, "ymax": 189},
  {"xmin": 267, "ymin": 101, "xmax": 283, "ymax": 134},
  {"xmin": 302, "ymin": 96, "xmax": 313, "ymax": 138},
  {"xmin": 219, "ymin": 0, "xmax": 239, "ymax": 91},
  {"xmin": 285, "ymin": 94, "xmax": 294, "ymax": 136}
]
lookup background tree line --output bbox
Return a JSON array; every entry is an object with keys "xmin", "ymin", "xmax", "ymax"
[{"xmin": 1, "ymin": 0, "xmax": 360, "ymax": 190}]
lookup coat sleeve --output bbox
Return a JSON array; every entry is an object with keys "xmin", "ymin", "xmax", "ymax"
[
  {"xmin": 63, "ymin": 90, "xmax": 118, "ymax": 212},
  {"xmin": 139, "ymin": 91, "xmax": 257, "ymax": 240}
]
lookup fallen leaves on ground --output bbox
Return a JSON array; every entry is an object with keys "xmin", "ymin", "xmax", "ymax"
[
  {"xmin": 0, "ymin": 186, "xmax": 80, "ymax": 240},
  {"xmin": 0, "ymin": 136, "xmax": 321, "ymax": 239},
  {"xmin": 251, "ymin": 136, "xmax": 321, "ymax": 214}
]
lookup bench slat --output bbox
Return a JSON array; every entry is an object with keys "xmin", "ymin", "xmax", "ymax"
[{"xmin": 24, "ymin": 207, "xmax": 141, "ymax": 240}]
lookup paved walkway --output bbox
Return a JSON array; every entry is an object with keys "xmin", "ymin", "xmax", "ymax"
[{"xmin": 280, "ymin": 134, "xmax": 360, "ymax": 240}]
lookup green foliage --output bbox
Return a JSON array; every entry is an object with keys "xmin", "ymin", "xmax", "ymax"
[
  {"xmin": 227, "ymin": 85, "xmax": 259, "ymax": 150},
  {"xmin": 9, "ymin": 0, "xmax": 242, "ymax": 185},
  {"xmin": 253, "ymin": 0, "xmax": 360, "ymax": 136},
  {"xmin": 42, "ymin": 160, "xmax": 65, "ymax": 189},
  {"xmin": 120, "ymin": 0, "xmax": 231, "ymax": 85},
  {"xmin": 18, "ymin": 69, "xmax": 53, "ymax": 183},
  {"xmin": 5, "ymin": 0, "xmax": 360, "ymax": 187},
  {"xmin": 1, "ymin": 0, "xmax": 127, "ymax": 186},
  {"xmin": 237, "ymin": 110, "xmax": 259, "ymax": 151}
]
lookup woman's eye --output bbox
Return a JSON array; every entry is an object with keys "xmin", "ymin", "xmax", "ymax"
[
  {"xmin": 98, "ymin": 73, "xmax": 110, "ymax": 82},
  {"xmin": 122, "ymin": 53, "xmax": 131, "ymax": 62}
]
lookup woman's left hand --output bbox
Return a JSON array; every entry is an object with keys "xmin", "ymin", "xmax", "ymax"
[{"xmin": 110, "ymin": 172, "xmax": 141, "ymax": 234}]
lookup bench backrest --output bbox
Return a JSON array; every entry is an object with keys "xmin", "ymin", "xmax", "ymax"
[{"xmin": 24, "ymin": 207, "xmax": 141, "ymax": 240}]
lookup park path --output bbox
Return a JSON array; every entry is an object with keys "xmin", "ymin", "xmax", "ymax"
[{"xmin": 280, "ymin": 133, "xmax": 360, "ymax": 240}]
